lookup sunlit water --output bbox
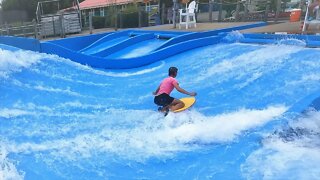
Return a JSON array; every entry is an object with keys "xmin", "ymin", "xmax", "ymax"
[{"xmin": 1, "ymin": 42, "xmax": 320, "ymax": 179}]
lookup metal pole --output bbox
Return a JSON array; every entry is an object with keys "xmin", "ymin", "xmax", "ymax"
[
  {"xmin": 119, "ymin": 10, "xmax": 123, "ymax": 29},
  {"xmin": 244, "ymin": 0, "xmax": 248, "ymax": 21},
  {"xmin": 59, "ymin": 13, "xmax": 65, "ymax": 38},
  {"xmin": 235, "ymin": 0, "xmax": 240, "ymax": 21},
  {"xmin": 209, "ymin": 0, "xmax": 213, "ymax": 22},
  {"xmin": 5, "ymin": 22, "xmax": 9, "ymax": 35},
  {"xmin": 115, "ymin": 7, "xmax": 118, "ymax": 31},
  {"xmin": 52, "ymin": 16, "xmax": 56, "ymax": 36},
  {"xmin": 265, "ymin": 1, "xmax": 270, "ymax": 21},
  {"xmin": 75, "ymin": 0, "xmax": 82, "ymax": 30},
  {"xmin": 275, "ymin": 0, "xmax": 281, "ymax": 22},
  {"xmin": 138, "ymin": 5, "xmax": 142, "ymax": 27},
  {"xmin": 34, "ymin": 20, "xmax": 38, "ymax": 39},
  {"xmin": 218, "ymin": 0, "xmax": 223, "ymax": 22},
  {"xmin": 21, "ymin": 22, "xmax": 25, "ymax": 37},
  {"xmin": 161, "ymin": 3, "xmax": 165, "ymax": 24},
  {"xmin": 302, "ymin": 0, "xmax": 311, "ymax": 32},
  {"xmin": 89, "ymin": 11, "xmax": 93, "ymax": 34},
  {"xmin": 173, "ymin": 0, "xmax": 178, "ymax": 28}
]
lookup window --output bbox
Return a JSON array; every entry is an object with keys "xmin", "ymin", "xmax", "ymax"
[{"xmin": 100, "ymin": 8, "xmax": 105, "ymax": 16}]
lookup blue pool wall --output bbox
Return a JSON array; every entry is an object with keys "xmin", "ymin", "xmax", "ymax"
[
  {"xmin": 90, "ymin": 33, "xmax": 158, "ymax": 57},
  {"xmin": 0, "ymin": 43, "xmax": 21, "ymax": 51},
  {"xmin": 41, "ymin": 22, "xmax": 268, "ymax": 69},
  {"xmin": 40, "ymin": 35, "xmax": 223, "ymax": 69},
  {"xmin": 0, "ymin": 36, "xmax": 40, "ymax": 51},
  {"xmin": 49, "ymin": 32, "xmax": 112, "ymax": 51},
  {"xmin": 240, "ymin": 33, "xmax": 320, "ymax": 47},
  {"xmin": 1, "ymin": 21, "xmax": 320, "ymax": 68},
  {"xmin": 157, "ymin": 21, "xmax": 268, "ymax": 49},
  {"xmin": 0, "ymin": 22, "xmax": 266, "ymax": 69}
]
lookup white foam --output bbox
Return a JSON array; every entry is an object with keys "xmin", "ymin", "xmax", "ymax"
[
  {"xmin": 0, "ymin": 47, "xmax": 165, "ymax": 80},
  {"xmin": 0, "ymin": 147, "xmax": 24, "ymax": 180},
  {"xmin": 157, "ymin": 105, "xmax": 287, "ymax": 144},
  {"xmin": 277, "ymin": 38, "xmax": 307, "ymax": 47},
  {"xmin": 195, "ymin": 44, "xmax": 304, "ymax": 85},
  {"xmin": 0, "ymin": 49, "xmax": 50, "ymax": 78},
  {"xmin": 8, "ymin": 79, "xmax": 85, "ymax": 97},
  {"xmin": 223, "ymin": 31, "xmax": 245, "ymax": 43},
  {"xmin": 241, "ymin": 110, "xmax": 320, "ymax": 179},
  {"xmin": 0, "ymin": 108, "xmax": 33, "ymax": 118},
  {"xmin": 4, "ymin": 105, "xmax": 287, "ymax": 162},
  {"xmin": 33, "ymin": 85, "xmax": 82, "ymax": 97}
]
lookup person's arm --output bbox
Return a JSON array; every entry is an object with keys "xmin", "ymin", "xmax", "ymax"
[
  {"xmin": 173, "ymin": 83, "xmax": 197, "ymax": 96},
  {"xmin": 153, "ymin": 85, "xmax": 160, "ymax": 95}
]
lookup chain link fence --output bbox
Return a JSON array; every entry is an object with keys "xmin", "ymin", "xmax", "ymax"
[
  {"xmin": 81, "ymin": 0, "xmax": 305, "ymax": 32},
  {"xmin": 0, "ymin": 0, "xmax": 307, "ymax": 38}
]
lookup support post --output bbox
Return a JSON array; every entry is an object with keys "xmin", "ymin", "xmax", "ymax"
[
  {"xmin": 5, "ymin": 22, "xmax": 9, "ymax": 35},
  {"xmin": 275, "ymin": 0, "xmax": 281, "ymax": 22},
  {"xmin": 173, "ymin": 0, "xmax": 178, "ymax": 28},
  {"xmin": 138, "ymin": 5, "xmax": 142, "ymax": 27},
  {"xmin": 33, "ymin": 20, "xmax": 38, "ymax": 39},
  {"xmin": 209, "ymin": 0, "xmax": 213, "ymax": 22},
  {"xmin": 302, "ymin": 0, "xmax": 311, "ymax": 32},
  {"xmin": 244, "ymin": 0, "xmax": 248, "ymax": 21},
  {"xmin": 89, "ymin": 11, "xmax": 93, "ymax": 34},
  {"xmin": 265, "ymin": 1, "xmax": 270, "ymax": 21},
  {"xmin": 115, "ymin": 8, "xmax": 118, "ymax": 31},
  {"xmin": 59, "ymin": 13, "xmax": 65, "ymax": 38},
  {"xmin": 235, "ymin": 0, "xmax": 240, "ymax": 21},
  {"xmin": 161, "ymin": 4, "xmax": 166, "ymax": 24},
  {"xmin": 218, "ymin": 0, "xmax": 223, "ymax": 22},
  {"xmin": 119, "ymin": 10, "xmax": 123, "ymax": 29},
  {"xmin": 52, "ymin": 16, "xmax": 56, "ymax": 36}
]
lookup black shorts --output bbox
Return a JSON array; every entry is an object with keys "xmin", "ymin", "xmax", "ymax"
[{"xmin": 154, "ymin": 93, "xmax": 174, "ymax": 107}]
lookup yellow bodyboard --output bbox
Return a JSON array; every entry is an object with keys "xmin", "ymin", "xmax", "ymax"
[{"xmin": 173, "ymin": 97, "xmax": 196, "ymax": 112}]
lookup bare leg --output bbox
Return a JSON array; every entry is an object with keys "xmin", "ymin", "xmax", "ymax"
[{"xmin": 169, "ymin": 99, "xmax": 185, "ymax": 111}]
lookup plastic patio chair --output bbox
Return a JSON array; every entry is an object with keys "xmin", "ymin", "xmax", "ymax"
[{"xmin": 179, "ymin": 1, "xmax": 197, "ymax": 29}]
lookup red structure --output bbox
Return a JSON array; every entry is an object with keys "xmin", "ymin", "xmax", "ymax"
[{"xmin": 79, "ymin": 0, "xmax": 137, "ymax": 10}]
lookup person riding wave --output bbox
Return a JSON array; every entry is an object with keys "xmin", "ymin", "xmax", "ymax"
[{"xmin": 153, "ymin": 67, "xmax": 197, "ymax": 115}]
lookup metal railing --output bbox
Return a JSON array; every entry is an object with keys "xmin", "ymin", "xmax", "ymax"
[{"xmin": 0, "ymin": 21, "xmax": 39, "ymax": 38}]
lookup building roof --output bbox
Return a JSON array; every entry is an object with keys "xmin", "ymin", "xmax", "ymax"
[{"xmin": 79, "ymin": 0, "xmax": 138, "ymax": 10}]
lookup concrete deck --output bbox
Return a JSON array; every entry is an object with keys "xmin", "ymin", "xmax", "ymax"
[{"xmin": 44, "ymin": 21, "xmax": 320, "ymax": 41}]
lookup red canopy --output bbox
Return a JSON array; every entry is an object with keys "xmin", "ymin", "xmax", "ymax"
[{"xmin": 79, "ymin": 0, "xmax": 138, "ymax": 10}]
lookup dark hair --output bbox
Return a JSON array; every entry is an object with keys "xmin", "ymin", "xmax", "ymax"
[{"xmin": 169, "ymin": 67, "xmax": 178, "ymax": 76}]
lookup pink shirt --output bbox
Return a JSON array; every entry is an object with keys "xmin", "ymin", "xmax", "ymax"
[{"xmin": 157, "ymin": 77, "xmax": 178, "ymax": 95}]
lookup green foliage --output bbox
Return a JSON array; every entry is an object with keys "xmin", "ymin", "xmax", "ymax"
[
  {"xmin": 122, "ymin": 4, "xmax": 139, "ymax": 14},
  {"xmin": 104, "ymin": 5, "xmax": 148, "ymax": 28},
  {"xmin": 92, "ymin": 16, "xmax": 106, "ymax": 29}
]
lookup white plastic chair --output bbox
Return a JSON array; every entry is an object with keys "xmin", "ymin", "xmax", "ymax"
[{"xmin": 179, "ymin": 1, "xmax": 197, "ymax": 29}]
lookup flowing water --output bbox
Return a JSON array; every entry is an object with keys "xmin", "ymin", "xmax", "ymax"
[{"xmin": 1, "ymin": 42, "xmax": 320, "ymax": 179}]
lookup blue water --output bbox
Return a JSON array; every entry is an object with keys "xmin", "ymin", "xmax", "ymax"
[
  {"xmin": 106, "ymin": 39, "xmax": 167, "ymax": 59},
  {"xmin": 81, "ymin": 36, "xmax": 129, "ymax": 55},
  {"xmin": 1, "ymin": 42, "xmax": 320, "ymax": 179}
]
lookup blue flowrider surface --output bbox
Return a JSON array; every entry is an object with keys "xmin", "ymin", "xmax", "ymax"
[{"xmin": 1, "ymin": 38, "xmax": 320, "ymax": 179}]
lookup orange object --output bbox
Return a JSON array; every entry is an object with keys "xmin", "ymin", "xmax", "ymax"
[
  {"xmin": 290, "ymin": 9, "xmax": 301, "ymax": 22},
  {"xmin": 182, "ymin": 0, "xmax": 189, "ymax": 4}
]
